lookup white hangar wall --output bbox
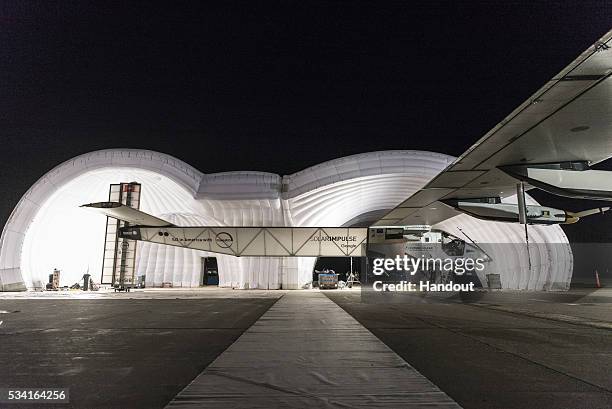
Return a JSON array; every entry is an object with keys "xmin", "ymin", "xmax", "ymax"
[
  {"xmin": 434, "ymin": 195, "xmax": 572, "ymax": 290},
  {"xmin": 0, "ymin": 150, "xmax": 204, "ymax": 291},
  {"xmin": 0, "ymin": 149, "xmax": 572, "ymax": 291}
]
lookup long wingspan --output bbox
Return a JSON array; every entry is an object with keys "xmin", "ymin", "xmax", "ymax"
[{"xmin": 373, "ymin": 29, "xmax": 612, "ymax": 227}]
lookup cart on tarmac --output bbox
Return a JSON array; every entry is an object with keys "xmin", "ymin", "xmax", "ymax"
[{"xmin": 318, "ymin": 272, "xmax": 339, "ymax": 289}]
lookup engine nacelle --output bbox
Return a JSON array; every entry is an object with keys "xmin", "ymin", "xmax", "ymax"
[{"xmin": 447, "ymin": 200, "xmax": 567, "ymax": 225}]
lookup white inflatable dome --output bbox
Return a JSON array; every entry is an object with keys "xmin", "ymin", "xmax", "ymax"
[{"xmin": 0, "ymin": 149, "xmax": 571, "ymax": 291}]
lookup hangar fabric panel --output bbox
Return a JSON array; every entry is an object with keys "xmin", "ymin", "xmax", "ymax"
[{"xmin": 0, "ymin": 149, "xmax": 571, "ymax": 291}]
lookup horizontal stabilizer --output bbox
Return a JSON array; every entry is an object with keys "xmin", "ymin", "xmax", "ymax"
[{"xmin": 81, "ymin": 202, "xmax": 174, "ymax": 227}]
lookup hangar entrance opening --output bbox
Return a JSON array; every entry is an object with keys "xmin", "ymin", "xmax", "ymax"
[{"xmin": 200, "ymin": 257, "xmax": 219, "ymax": 286}]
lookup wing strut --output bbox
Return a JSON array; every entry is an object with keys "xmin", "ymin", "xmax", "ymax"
[{"xmin": 517, "ymin": 182, "xmax": 532, "ymax": 272}]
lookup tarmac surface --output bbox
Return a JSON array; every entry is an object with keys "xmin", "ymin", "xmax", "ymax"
[
  {"xmin": 166, "ymin": 291, "xmax": 459, "ymax": 408},
  {"xmin": 0, "ymin": 290, "xmax": 280, "ymax": 408},
  {"xmin": 0, "ymin": 287, "xmax": 611, "ymax": 408},
  {"xmin": 326, "ymin": 288, "xmax": 612, "ymax": 409}
]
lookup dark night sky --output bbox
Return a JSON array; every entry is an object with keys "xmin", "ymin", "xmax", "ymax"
[{"xmin": 1, "ymin": 1, "xmax": 611, "ymax": 240}]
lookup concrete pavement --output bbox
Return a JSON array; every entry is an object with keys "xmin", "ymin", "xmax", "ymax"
[{"xmin": 166, "ymin": 291, "xmax": 460, "ymax": 408}]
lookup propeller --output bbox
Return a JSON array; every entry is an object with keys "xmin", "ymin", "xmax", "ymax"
[{"xmin": 564, "ymin": 207, "xmax": 610, "ymax": 224}]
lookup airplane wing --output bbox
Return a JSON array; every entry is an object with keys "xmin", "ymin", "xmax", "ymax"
[
  {"xmin": 372, "ymin": 29, "xmax": 612, "ymax": 227},
  {"xmin": 81, "ymin": 202, "xmax": 174, "ymax": 227}
]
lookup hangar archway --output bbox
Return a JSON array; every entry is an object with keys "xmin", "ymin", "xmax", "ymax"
[
  {"xmin": 0, "ymin": 150, "xmax": 205, "ymax": 290},
  {"xmin": 1, "ymin": 149, "xmax": 572, "ymax": 291}
]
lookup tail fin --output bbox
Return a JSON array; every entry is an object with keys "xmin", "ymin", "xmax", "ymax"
[{"xmin": 81, "ymin": 202, "xmax": 174, "ymax": 227}]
